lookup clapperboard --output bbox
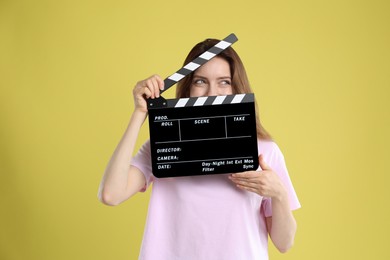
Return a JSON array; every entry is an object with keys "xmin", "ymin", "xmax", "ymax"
[{"xmin": 147, "ymin": 33, "xmax": 259, "ymax": 178}]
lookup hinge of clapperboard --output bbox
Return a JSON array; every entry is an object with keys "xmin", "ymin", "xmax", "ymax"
[{"xmin": 147, "ymin": 33, "xmax": 238, "ymax": 108}]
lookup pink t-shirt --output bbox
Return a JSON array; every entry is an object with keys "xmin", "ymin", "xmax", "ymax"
[{"xmin": 131, "ymin": 139, "xmax": 300, "ymax": 260}]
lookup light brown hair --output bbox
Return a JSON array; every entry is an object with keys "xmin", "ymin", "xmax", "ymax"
[{"xmin": 176, "ymin": 38, "xmax": 272, "ymax": 140}]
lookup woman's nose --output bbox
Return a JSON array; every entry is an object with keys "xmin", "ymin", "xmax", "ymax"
[{"xmin": 206, "ymin": 84, "xmax": 217, "ymax": 96}]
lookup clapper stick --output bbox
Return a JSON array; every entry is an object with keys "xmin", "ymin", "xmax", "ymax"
[
  {"xmin": 147, "ymin": 33, "xmax": 238, "ymax": 108},
  {"xmin": 147, "ymin": 33, "xmax": 259, "ymax": 178}
]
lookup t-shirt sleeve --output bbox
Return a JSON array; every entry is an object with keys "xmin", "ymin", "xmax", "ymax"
[
  {"xmin": 261, "ymin": 142, "xmax": 301, "ymax": 217},
  {"xmin": 130, "ymin": 139, "xmax": 154, "ymax": 192}
]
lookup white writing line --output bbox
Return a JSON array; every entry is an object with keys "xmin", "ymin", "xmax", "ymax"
[
  {"xmin": 155, "ymin": 135, "xmax": 252, "ymax": 144},
  {"xmin": 153, "ymin": 114, "xmax": 250, "ymax": 123},
  {"xmin": 156, "ymin": 156, "xmax": 254, "ymax": 164}
]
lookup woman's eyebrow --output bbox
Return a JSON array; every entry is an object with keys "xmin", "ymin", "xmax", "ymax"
[
  {"xmin": 193, "ymin": 75, "xmax": 207, "ymax": 79},
  {"xmin": 193, "ymin": 75, "xmax": 231, "ymax": 79}
]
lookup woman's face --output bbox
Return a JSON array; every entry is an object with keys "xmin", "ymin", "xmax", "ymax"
[{"xmin": 189, "ymin": 57, "xmax": 233, "ymax": 97}]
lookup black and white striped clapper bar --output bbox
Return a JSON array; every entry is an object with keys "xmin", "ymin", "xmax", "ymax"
[{"xmin": 147, "ymin": 33, "xmax": 259, "ymax": 178}]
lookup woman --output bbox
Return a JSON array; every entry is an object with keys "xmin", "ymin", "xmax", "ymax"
[{"xmin": 98, "ymin": 38, "xmax": 300, "ymax": 259}]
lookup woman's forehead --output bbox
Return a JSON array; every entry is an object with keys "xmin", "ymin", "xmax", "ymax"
[{"xmin": 193, "ymin": 57, "xmax": 231, "ymax": 77}]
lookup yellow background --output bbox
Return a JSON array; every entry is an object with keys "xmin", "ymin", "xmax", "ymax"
[{"xmin": 1, "ymin": 0, "xmax": 389, "ymax": 259}]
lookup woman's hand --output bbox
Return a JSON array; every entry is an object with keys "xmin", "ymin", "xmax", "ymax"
[
  {"xmin": 132, "ymin": 74, "xmax": 164, "ymax": 113},
  {"xmin": 230, "ymin": 155, "xmax": 297, "ymax": 253},
  {"xmin": 229, "ymin": 154, "xmax": 288, "ymax": 200}
]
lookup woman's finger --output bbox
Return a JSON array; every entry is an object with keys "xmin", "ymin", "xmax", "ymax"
[
  {"xmin": 231, "ymin": 171, "xmax": 260, "ymax": 179},
  {"xmin": 149, "ymin": 77, "xmax": 160, "ymax": 98},
  {"xmin": 143, "ymin": 87, "xmax": 152, "ymax": 99},
  {"xmin": 145, "ymin": 75, "xmax": 164, "ymax": 99},
  {"xmin": 155, "ymin": 75, "xmax": 164, "ymax": 91}
]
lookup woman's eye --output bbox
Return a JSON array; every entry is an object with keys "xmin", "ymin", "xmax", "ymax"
[
  {"xmin": 220, "ymin": 80, "xmax": 231, "ymax": 85},
  {"xmin": 193, "ymin": 79, "xmax": 205, "ymax": 85}
]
